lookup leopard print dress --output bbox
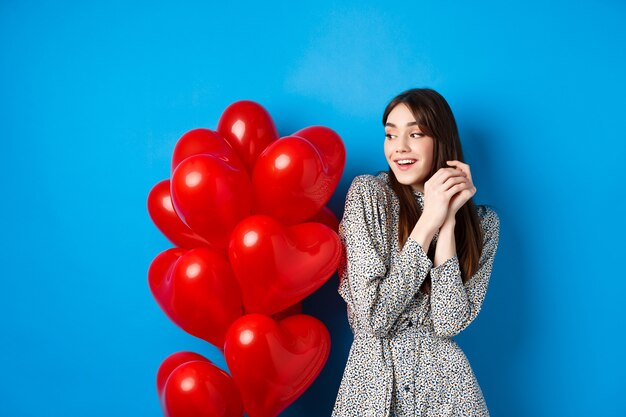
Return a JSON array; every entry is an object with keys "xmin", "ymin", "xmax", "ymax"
[{"xmin": 332, "ymin": 172, "xmax": 500, "ymax": 417}]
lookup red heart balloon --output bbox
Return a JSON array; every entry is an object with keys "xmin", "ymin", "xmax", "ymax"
[
  {"xmin": 149, "ymin": 247, "xmax": 244, "ymax": 348},
  {"xmin": 148, "ymin": 248, "xmax": 187, "ymax": 318},
  {"xmin": 293, "ymin": 125, "xmax": 345, "ymax": 180},
  {"xmin": 162, "ymin": 360, "xmax": 243, "ymax": 417},
  {"xmin": 306, "ymin": 206, "xmax": 340, "ymax": 233},
  {"xmin": 252, "ymin": 136, "xmax": 334, "ymax": 224},
  {"xmin": 228, "ymin": 215, "xmax": 341, "ymax": 315},
  {"xmin": 171, "ymin": 128, "xmax": 244, "ymax": 173},
  {"xmin": 217, "ymin": 100, "xmax": 278, "ymax": 171},
  {"xmin": 147, "ymin": 180, "xmax": 211, "ymax": 249},
  {"xmin": 171, "ymin": 154, "xmax": 252, "ymax": 248},
  {"xmin": 157, "ymin": 351, "xmax": 211, "ymax": 399},
  {"xmin": 224, "ymin": 314, "xmax": 330, "ymax": 417}
]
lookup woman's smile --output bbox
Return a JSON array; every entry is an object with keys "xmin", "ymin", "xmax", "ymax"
[{"xmin": 394, "ymin": 158, "xmax": 418, "ymax": 172}]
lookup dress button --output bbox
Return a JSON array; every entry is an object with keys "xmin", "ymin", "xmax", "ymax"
[
  {"xmin": 407, "ymin": 320, "xmax": 413, "ymax": 327},
  {"xmin": 404, "ymin": 385, "xmax": 410, "ymax": 392}
]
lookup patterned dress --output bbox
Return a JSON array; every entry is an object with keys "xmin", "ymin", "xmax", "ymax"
[{"xmin": 332, "ymin": 172, "xmax": 500, "ymax": 417}]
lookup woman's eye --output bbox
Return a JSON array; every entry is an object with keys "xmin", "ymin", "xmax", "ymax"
[
  {"xmin": 411, "ymin": 133, "xmax": 424, "ymax": 138},
  {"xmin": 385, "ymin": 133, "xmax": 395, "ymax": 139}
]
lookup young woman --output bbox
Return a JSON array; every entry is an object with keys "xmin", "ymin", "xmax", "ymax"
[{"xmin": 332, "ymin": 88, "xmax": 500, "ymax": 417}]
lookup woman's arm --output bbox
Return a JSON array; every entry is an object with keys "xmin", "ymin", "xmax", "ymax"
[
  {"xmin": 338, "ymin": 176, "xmax": 434, "ymax": 338},
  {"xmin": 429, "ymin": 207, "xmax": 500, "ymax": 337},
  {"xmin": 433, "ymin": 217, "xmax": 457, "ymax": 268}
]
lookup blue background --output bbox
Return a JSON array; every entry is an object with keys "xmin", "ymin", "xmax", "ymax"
[{"xmin": 2, "ymin": 0, "xmax": 625, "ymax": 416}]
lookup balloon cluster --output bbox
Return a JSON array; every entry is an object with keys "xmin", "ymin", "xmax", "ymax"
[{"xmin": 147, "ymin": 101, "xmax": 346, "ymax": 417}]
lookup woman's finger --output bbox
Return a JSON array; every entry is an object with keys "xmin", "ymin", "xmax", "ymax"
[
  {"xmin": 445, "ymin": 181, "xmax": 469, "ymax": 198},
  {"xmin": 442, "ymin": 175, "xmax": 468, "ymax": 191},
  {"xmin": 447, "ymin": 160, "xmax": 472, "ymax": 181},
  {"xmin": 446, "ymin": 160, "xmax": 468, "ymax": 167},
  {"xmin": 435, "ymin": 167, "xmax": 466, "ymax": 181}
]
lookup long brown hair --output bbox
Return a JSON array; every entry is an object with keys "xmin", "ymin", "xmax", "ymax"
[{"xmin": 383, "ymin": 88, "xmax": 483, "ymax": 294}]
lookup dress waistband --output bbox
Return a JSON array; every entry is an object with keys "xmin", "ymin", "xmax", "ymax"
[{"xmin": 354, "ymin": 322, "xmax": 433, "ymax": 340}]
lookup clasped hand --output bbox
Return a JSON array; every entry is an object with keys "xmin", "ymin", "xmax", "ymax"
[{"xmin": 422, "ymin": 160, "xmax": 476, "ymax": 228}]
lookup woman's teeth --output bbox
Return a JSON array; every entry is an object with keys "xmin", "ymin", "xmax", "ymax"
[{"xmin": 397, "ymin": 159, "xmax": 416, "ymax": 165}]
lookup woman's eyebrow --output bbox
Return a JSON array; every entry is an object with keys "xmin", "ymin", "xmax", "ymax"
[{"xmin": 385, "ymin": 121, "xmax": 419, "ymax": 127}]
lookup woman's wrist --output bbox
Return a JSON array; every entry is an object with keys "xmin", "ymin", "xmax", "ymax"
[
  {"xmin": 409, "ymin": 215, "xmax": 439, "ymax": 250},
  {"xmin": 441, "ymin": 215, "xmax": 456, "ymax": 231}
]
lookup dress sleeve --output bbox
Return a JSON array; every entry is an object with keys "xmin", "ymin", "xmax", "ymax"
[
  {"xmin": 429, "ymin": 206, "xmax": 500, "ymax": 337},
  {"xmin": 338, "ymin": 176, "xmax": 433, "ymax": 338}
]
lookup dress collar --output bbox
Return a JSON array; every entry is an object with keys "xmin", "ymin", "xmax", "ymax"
[
  {"xmin": 378, "ymin": 171, "xmax": 425, "ymax": 208},
  {"xmin": 412, "ymin": 189, "xmax": 425, "ymax": 208},
  {"xmin": 378, "ymin": 171, "xmax": 436, "ymax": 241}
]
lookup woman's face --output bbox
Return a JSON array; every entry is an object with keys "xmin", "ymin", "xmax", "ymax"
[{"xmin": 384, "ymin": 103, "xmax": 434, "ymax": 192}]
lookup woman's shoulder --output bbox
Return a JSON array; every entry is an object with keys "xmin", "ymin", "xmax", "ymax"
[
  {"xmin": 343, "ymin": 173, "xmax": 395, "ymax": 218},
  {"xmin": 347, "ymin": 172, "xmax": 393, "ymax": 199}
]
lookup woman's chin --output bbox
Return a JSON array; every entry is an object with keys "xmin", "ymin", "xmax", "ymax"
[{"xmin": 392, "ymin": 171, "xmax": 423, "ymax": 188}]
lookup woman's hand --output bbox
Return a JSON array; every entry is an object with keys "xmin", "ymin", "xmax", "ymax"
[
  {"xmin": 444, "ymin": 160, "xmax": 476, "ymax": 222},
  {"xmin": 410, "ymin": 161, "xmax": 475, "ymax": 248},
  {"xmin": 422, "ymin": 164, "xmax": 470, "ymax": 229}
]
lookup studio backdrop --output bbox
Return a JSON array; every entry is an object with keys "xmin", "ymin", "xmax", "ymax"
[{"xmin": 1, "ymin": 1, "xmax": 624, "ymax": 416}]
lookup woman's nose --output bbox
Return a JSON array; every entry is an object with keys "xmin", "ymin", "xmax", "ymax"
[{"xmin": 395, "ymin": 136, "xmax": 410, "ymax": 152}]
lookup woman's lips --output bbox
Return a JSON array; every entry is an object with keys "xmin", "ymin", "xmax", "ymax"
[{"xmin": 394, "ymin": 159, "xmax": 417, "ymax": 171}]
